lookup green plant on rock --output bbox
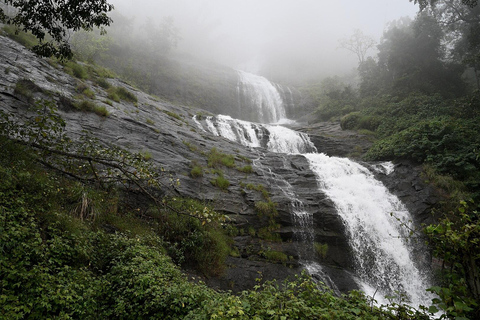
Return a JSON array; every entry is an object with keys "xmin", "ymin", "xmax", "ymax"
[
  {"xmin": 190, "ymin": 165, "xmax": 204, "ymax": 178},
  {"xmin": 207, "ymin": 147, "xmax": 235, "ymax": 168},
  {"xmin": 74, "ymin": 100, "xmax": 109, "ymax": 116},
  {"xmin": 116, "ymin": 86, "xmax": 137, "ymax": 103},
  {"xmin": 211, "ymin": 174, "xmax": 230, "ymax": 191},
  {"xmin": 262, "ymin": 248, "xmax": 288, "ymax": 263},
  {"xmin": 314, "ymin": 242, "xmax": 329, "ymax": 259}
]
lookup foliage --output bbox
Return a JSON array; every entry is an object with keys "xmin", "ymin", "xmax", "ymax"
[
  {"xmin": 116, "ymin": 86, "xmax": 138, "ymax": 103},
  {"xmin": 211, "ymin": 174, "xmax": 230, "ymax": 191},
  {"xmin": 424, "ymin": 200, "xmax": 480, "ymax": 318},
  {"xmin": 65, "ymin": 61, "xmax": 88, "ymax": 79},
  {"xmin": 314, "ymin": 242, "xmax": 329, "ymax": 259},
  {"xmin": 207, "ymin": 147, "xmax": 236, "ymax": 168},
  {"xmin": 0, "ymin": 0, "xmax": 114, "ymax": 59},
  {"xmin": 190, "ymin": 165, "xmax": 204, "ymax": 178},
  {"xmin": 262, "ymin": 248, "xmax": 289, "ymax": 263}
]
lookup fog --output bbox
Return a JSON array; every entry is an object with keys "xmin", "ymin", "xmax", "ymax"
[{"xmin": 110, "ymin": 0, "xmax": 418, "ymax": 83}]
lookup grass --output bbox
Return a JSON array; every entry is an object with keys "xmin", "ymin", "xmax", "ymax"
[
  {"xmin": 116, "ymin": 86, "xmax": 137, "ymax": 103},
  {"xmin": 163, "ymin": 110, "xmax": 183, "ymax": 120},
  {"xmin": 314, "ymin": 242, "xmax": 329, "ymax": 259},
  {"xmin": 76, "ymin": 82, "xmax": 95, "ymax": 99},
  {"xmin": 207, "ymin": 148, "xmax": 235, "ymax": 168},
  {"xmin": 263, "ymin": 249, "xmax": 288, "ymax": 263},
  {"xmin": 64, "ymin": 61, "xmax": 88, "ymax": 79},
  {"xmin": 14, "ymin": 79, "xmax": 38, "ymax": 102},
  {"xmin": 211, "ymin": 174, "xmax": 230, "ymax": 191},
  {"xmin": 237, "ymin": 165, "xmax": 253, "ymax": 173},
  {"xmin": 190, "ymin": 165, "xmax": 204, "ymax": 178},
  {"xmin": 107, "ymin": 86, "xmax": 137, "ymax": 103},
  {"xmin": 74, "ymin": 100, "xmax": 109, "ymax": 117},
  {"xmin": 2, "ymin": 25, "xmax": 39, "ymax": 48}
]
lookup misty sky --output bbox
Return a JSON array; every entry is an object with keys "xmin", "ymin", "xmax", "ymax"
[{"xmin": 110, "ymin": 0, "xmax": 419, "ymax": 82}]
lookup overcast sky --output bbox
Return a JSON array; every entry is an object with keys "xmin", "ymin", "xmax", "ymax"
[{"xmin": 110, "ymin": 0, "xmax": 419, "ymax": 82}]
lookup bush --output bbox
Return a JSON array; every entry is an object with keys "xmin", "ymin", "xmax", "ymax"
[
  {"xmin": 190, "ymin": 165, "xmax": 203, "ymax": 178},
  {"xmin": 116, "ymin": 86, "xmax": 137, "ymax": 103},
  {"xmin": 211, "ymin": 175, "xmax": 230, "ymax": 190},
  {"xmin": 207, "ymin": 148, "xmax": 235, "ymax": 168},
  {"xmin": 263, "ymin": 249, "xmax": 288, "ymax": 262},
  {"xmin": 74, "ymin": 100, "xmax": 109, "ymax": 116},
  {"xmin": 65, "ymin": 61, "xmax": 88, "ymax": 79}
]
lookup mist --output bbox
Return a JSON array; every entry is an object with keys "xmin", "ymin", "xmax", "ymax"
[{"xmin": 109, "ymin": 0, "xmax": 418, "ymax": 84}]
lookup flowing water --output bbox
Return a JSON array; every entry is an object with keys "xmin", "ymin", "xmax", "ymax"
[
  {"xmin": 237, "ymin": 70, "xmax": 287, "ymax": 123},
  {"xmin": 193, "ymin": 70, "xmax": 433, "ymax": 307}
]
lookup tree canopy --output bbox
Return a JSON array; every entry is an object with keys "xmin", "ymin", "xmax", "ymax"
[{"xmin": 0, "ymin": 0, "xmax": 114, "ymax": 59}]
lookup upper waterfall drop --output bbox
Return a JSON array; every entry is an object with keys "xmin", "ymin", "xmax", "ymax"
[{"xmin": 237, "ymin": 70, "xmax": 287, "ymax": 124}]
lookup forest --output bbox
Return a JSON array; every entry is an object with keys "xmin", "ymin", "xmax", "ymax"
[{"xmin": 0, "ymin": 0, "xmax": 479, "ymax": 319}]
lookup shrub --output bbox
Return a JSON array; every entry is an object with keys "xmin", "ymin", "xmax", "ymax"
[
  {"xmin": 340, "ymin": 111, "xmax": 361, "ymax": 130},
  {"xmin": 237, "ymin": 165, "xmax": 253, "ymax": 173},
  {"xmin": 65, "ymin": 61, "xmax": 88, "ymax": 79},
  {"xmin": 2, "ymin": 25, "xmax": 38, "ymax": 48},
  {"xmin": 116, "ymin": 86, "xmax": 137, "ymax": 103},
  {"xmin": 106, "ymin": 87, "xmax": 120, "ymax": 102},
  {"xmin": 263, "ymin": 249, "xmax": 288, "ymax": 262},
  {"xmin": 314, "ymin": 242, "xmax": 329, "ymax": 259},
  {"xmin": 207, "ymin": 148, "xmax": 235, "ymax": 168},
  {"xmin": 190, "ymin": 165, "xmax": 203, "ymax": 178},
  {"xmin": 74, "ymin": 100, "xmax": 109, "ymax": 116},
  {"xmin": 255, "ymin": 200, "xmax": 278, "ymax": 217},
  {"xmin": 211, "ymin": 175, "xmax": 230, "ymax": 190},
  {"xmin": 96, "ymin": 77, "xmax": 111, "ymax": 89}
]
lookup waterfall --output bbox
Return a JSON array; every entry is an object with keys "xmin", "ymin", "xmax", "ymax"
[
  {"xmin": 194, "ymin": 114, "xmax": 316, "ymax": 154},
  {"xmin": 304, "ymin": 153, "xmax": 432, "ymax": 307},
  {"xmin": 193, "ymin": 71, "xmax": 434, "ymax": 309},
  {"xmin": 237, "ymin": 70, "xmax": 287, "ymax": 123}
]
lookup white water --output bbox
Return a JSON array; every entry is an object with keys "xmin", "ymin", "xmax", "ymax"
[
  {"xmin": 304, "ymin": 153, "xmax": 432, "ymax": 307},
  {"xmin": 194, "ymin": 71, "xmax": 433, "ymax": 309},
  {"xmin": 237, "ymin": 70, "xmax": 287, "ymax": 123},
  {"xmin": 194, "ymin": 114, "xmax": 316, "ymax": 154}
]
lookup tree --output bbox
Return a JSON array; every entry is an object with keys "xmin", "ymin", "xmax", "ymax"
[
  {"xmin": 0, "ymin": 0, "xmax": 114, "ymax": 59},
  {"xmin": 338, "ymin": 29, "xmax": 376, "ymax": 64},
  {"xmin": 411, "ymin": 0, "xmax": 478, "ymax": 10}
]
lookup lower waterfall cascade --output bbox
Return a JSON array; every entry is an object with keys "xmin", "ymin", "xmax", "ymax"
[
  {"xmin": 193, "ymin": 70, "xmax": 434, "ymax": 308},
  {"xmin": 194, "ymin": 114, "xmax": 434, "ymax": 308}
]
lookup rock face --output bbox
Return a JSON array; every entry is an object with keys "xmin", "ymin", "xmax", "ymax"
[{"xmin": 0, "ymin": 35, "xmax": 439, "ymax": 293}]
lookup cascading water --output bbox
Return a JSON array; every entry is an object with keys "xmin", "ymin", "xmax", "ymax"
[
  {"xmin": 194, "ymin": 71, "xmax": 434, "ymax": 308},
  {"xmin": 304, "ymin": 153, "xmax": 432, "ymax": 307},
  {"xmin": 194, "ymin": 114, "xmax": 316, "ymax": 154},
  {"xmin": 237, "ymin": 70, "xmax": 287, "ymax": 123}
]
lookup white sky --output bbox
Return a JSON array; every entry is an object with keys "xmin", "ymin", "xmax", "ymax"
[{"xmin": 110, "ymin": 0, "xmax": 419, "ymax": 81}]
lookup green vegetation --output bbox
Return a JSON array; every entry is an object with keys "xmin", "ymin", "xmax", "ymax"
[
  {"xmin": 207, "ymin": 147, "xmax": 236, "ymax": 168},
  {"xmin": 237, "ymin": 164, "xmax": 253, "ymax": 173},
  {"xmin": 1, "ymin": 0, "xmax": 113, "ymax": 59},
  {"xmin": 211, "ymin": 174, "xmax": 230, "ymax": 191},
  {"xmin": 116, "ymin": 86, "xmax": 138, "ymax": 103},
  {"xmin": 13, "ymin": 78, "xmax": 40, "ymax": 103},
  {"xmin": 302, "ymin": 7, "xmax": 480, "ymax": 318},
  {"xmin": 76, "ymin": 81, "xmax": 96, "ymax": 99},
  {"xmin": 74, "ymin": 100, "xmax": 109, "ymax": 117},
  {"xmin": 262, "ymin": 248, "xmax": 289, "ymax": 263},
  {"xmin": 314, "ymin": 242, "xmax": 329, "ymax": 259},
  {"xmin": 65, "ymin": 61, "xmax": 88, "ymax": 79},
  {"xmin": 164, "ymin": 110, "xmax": 183, "ymax": 120},
  {"xmin": 106, "ymin": 86, "xmax": 137, "ymax": 103},
  {"xmin": 190, "ymin": 165, "xmax": 204, "ymax": 178}
]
